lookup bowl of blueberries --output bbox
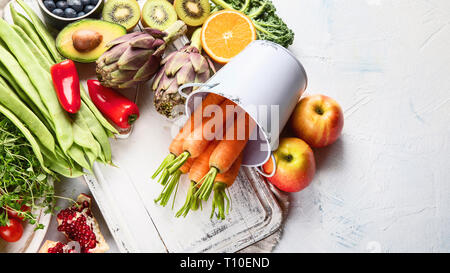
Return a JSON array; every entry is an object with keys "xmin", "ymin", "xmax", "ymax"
[{"xmin": 38, "ymin": 0, "xmax": 104, "ymax": 29}]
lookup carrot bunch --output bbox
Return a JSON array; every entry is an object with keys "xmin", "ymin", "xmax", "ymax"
[{"xmin": 152, "ymin": 94, "xmax": 256, "ymax": 220}]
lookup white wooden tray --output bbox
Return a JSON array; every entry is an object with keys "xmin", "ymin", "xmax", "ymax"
[{"xmin": 4, "ymin": 0, "xmax": 283, "ymax": 253}]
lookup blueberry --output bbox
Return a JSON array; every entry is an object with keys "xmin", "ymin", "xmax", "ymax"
[
  {"xmin": 55, "ymin": 1, "xmax": 67, "ymax": 9},
  {"xmin": 81, "ymin": 0, "xmax": 90, "ymax": 6},
  {"xmin": 51, "ymin": 8, "xmax": 64, "ymax": 17},
  {"xmin": 84, "ymin": 4, "xmax": 95, "ymax": 13},
  {"xmin": 43, "ymin": 0, "xmax": 56, "ymax": 11},
  {"xmin": 90, "ymin": 0, "xmax": 99, "ymax": 5},
  {"xmin": 67, "ymin": 0, "xmax": 83, "ymax": 12},
  {"xmin": 64, "ymin": 7, "xmax": 77, "ymax": 18},
  {"xmin": 76, "ymin": 11, "xmax": 85, "ymax": 17}
]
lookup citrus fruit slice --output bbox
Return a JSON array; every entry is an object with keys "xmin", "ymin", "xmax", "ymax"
[{"xmin": 201, "ymin": 9, "xmax": 257, "ymax": 64}]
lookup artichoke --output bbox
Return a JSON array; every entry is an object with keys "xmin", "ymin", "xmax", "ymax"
[
  {"xmin": 96, "ymin": 21, "xmax": 187, "ymax": 89},
  {"xmin": 153, "ymin": 28, "xmax": 216, "ymax": 118}
]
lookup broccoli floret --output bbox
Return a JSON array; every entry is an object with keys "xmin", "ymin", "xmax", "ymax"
[{"xmin": 210, "ymin": 0, "xmax": 295, "ymax": 47}]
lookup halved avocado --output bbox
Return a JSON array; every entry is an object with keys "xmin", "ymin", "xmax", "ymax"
[{"xmin": 56, "ymin": 19, "xmax": 126, "ymax": 63}]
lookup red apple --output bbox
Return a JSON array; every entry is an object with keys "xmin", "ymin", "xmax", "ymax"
[
  {"xmin": 290, "ymin": 94, "xmax": 344, "ymax": 148},
  {"xmin": 263, "ymin": 138, "xmax": 316, "ymax": 193}
]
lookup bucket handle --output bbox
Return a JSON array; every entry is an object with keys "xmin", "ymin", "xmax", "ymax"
[
  {"xmin": 178, "ymin": 82, "xmax": 221, "ymax": 99},
  {"xmin": 255, "ymin": 153, "xmax": 277, "ymax": 178}
]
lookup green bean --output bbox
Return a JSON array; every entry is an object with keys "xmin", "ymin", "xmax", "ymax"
[
  {"xmin": 0, "ymin": 45, "xmax": 51, "ymax": 123},
  {"xmin": 15, "ymin": 0, "xmax": 63, "ymax": 63},
  {"xmin": 0, "ymin": 65, "xmax": 49, "ymax": 128},
  {"xmin": 0, "ymin": 20, "xmax": 73, "ymax": 152},
  {"xmin": 80, "ymin": 86, "xmax": 119, "ymax": 135},
  {"xmin": 68, "ymin": 144, "xmax": 92, "ymax": 172},
  {"xmin": 0, "ymin": 80, "xmax": 55, "ymax": 154},
  {"xmin": 73, "ymin": 114, "xmax": 100, "ymax": 157},
  {"xmin": 9, "ymin": 5, "xmax": 54, "ymax": 64},
  {"xmin": 79, "ymin": 102, "xmax": 112, "ymax": 164},
  {"xmin": 0, "ymin": 103, "xmax": 51, "ymax": 174},
  {"xmin": 40, "ymin": 144, "xmax": 84, "ymax": 178},
  {"xmin": 84, "ymin": 147, "xmax": 97, "ymax": 167},
  {"xmin": 11, "ymin": 25, "xmax": 52, "ymax": 72}
]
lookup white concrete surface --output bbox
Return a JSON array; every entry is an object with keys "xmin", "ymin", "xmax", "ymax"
[{"xmin": 44, "ymin": 0, "xmax": 449, "ymax": 253}]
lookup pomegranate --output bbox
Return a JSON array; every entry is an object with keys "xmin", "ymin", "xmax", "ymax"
[
  {"xmin": 56, "ymin": 194, "xmax": 109, "ymax": 253},
  {"xmin": 39, "ymin": 240, "xmax": 76, "ymax": 253}
]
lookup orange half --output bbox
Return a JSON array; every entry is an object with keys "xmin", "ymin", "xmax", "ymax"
[{"xmin": 201, "ymin": 10, "xmax": 257, "ymax": 64}]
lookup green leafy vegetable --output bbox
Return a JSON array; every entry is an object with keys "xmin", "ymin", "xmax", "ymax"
[
  {"xmin": 210, "ymin": 0, "xmax": 295, "ymax": 47},
  {"xmin": 0, "ymin": 116, "xmax": 56, "ymax": 228}
]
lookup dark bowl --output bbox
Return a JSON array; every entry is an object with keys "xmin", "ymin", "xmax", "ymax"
[{"xmin": 37, "ymin": 0, "xmax": 104, "ymax": 30}]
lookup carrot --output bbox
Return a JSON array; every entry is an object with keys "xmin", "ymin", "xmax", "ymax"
[
  {"xmin": 175, "ymin": 141, "xmax": 219, "ymax": 218},
  {"xmin": 167, "ymin": 99, "xmax": 239, "ymax": 175},
  {"xmin": 211, "ymin": 153, "xmax": 243, "ymax": 220},
  {"xmin": 195, "ymin": 111, "xmax": 256, "ymax": 202},
  {"xmin": 152, "ymin": 93, "xmax": 224, "ymax": 180}
]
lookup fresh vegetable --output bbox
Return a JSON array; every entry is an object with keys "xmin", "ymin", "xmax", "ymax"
[
  {"xmin": 166, "ymin": 99, "xmax": 238, "ymax": 175},
  {"xmin": 174, "ymin": 0, "xmax": 211, "ymax": 27},
  {"xmin": 152, "ymin": 93, "xmax": 224, "ymax": 183},
  {"xmin": 16, "ymin": 0, "xmax": 64, "ymax": 63},
  {"xmin": 96, "ymin": 21, "xmax": 187, "ymax": 89},
  {"xmin": 141, "ymin": 0, "xmax": 178, "ymax": 31},
  {"xmin": 200, "ymin": 9, "xmax": 256, "ymax": 64},
  {"xmin": 153, "ymin": 28, "xmax": 216, "ymax": 118},
  {"xmin": 87, "ymin": 79, "xmax": 140, "ymax": 129},
  {"xmin": 290, "ymin": 95, "xmax": 344, "ymax": 148},
  {"xmin": 195, "ymin": 111, "xmax": 256, "ymax": 201},
  {"xmin": 102, "ymin": 0, "xmax": 141, "ymax": 31},
  {"xmin": 262, "ymin": 138, "xmax": 316, "ymax": 193},
  {"xmin": 0, "ymin": 115, "xmax": 56, "ymax": 229},
  {"xmin": 56, "ymin": 19, "xmax": 127, "ymax": 63},
  {"xmin": 0, "ymin": 218, "xmax": 23, "ymax": 242},
  {"xmin": 0, "ymin": 0, "xmax": 117, "ymax": 177},
  {"xmin": 176, "ymin": 141, "xmax": 220, "ymax": 218},
  {"xmin": 56, "ymin": 194, "xmax": 109, "ymax": 253},
  {"xmin": 6, "ymin": 203, "xmax": 31, "ymax": 222},
  {"xmin": 50, "ymin": 60, "xmax": 81, "ymax": 114},
  {"xmin": 210, "ymin": 0, "xmax": 295, "ymax": 47},
  {"xmin": 211, "ymin": 153, "xmax": 242, "ymax": 219}
]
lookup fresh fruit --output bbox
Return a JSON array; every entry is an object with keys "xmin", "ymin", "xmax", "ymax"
[
  {"xmin": 0, "ymin": 218, "xmax": 23, "ymax": 242},
  {"xmin": 56, "ymin": 194, "xmax": 109, "ymax": 253},
  {"xmin": 173, "ymin": 0, "xmax": 210, "ymax": 27},
  {"xmin": 201, "ymin": 9, "xmax": 256, "ymax": 64},
  {"xmin": 50, "ymin": 60, "xmax": 81, "ymax": 114},
  {"xmin": 263, "ymin": 138, "xmax": 316, "ymax": 193},
  {"xmin": 290, "ymin": 95, "xmax": 344, "ymax": 148},
  {"xmin": 45, "ymin": 0, "xmax": 98, "ymax": 18},
  {"xmin": 152, "ymin": 28, "xmax": 216, "ymax": 118},
  {"xmin": 141, "ymin": 0, "xmax": 177, "ymax": 31},
  {"xmin": 96, "ymin": 20, "xmax": 187, "ymax": 89},
  {"xmin": 102, "ymin": 0, "xmax": 141, "ymax": 31},
  {"xmin": 56, "ymin": 19, "xmax": 127, "ymax": 63},
  {"xmin": 39, "ymin": 240, "xmax": 77, "ymax": 253}
]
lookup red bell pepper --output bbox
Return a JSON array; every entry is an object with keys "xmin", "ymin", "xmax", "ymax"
[
  {"xmin": 50, "ymin": 60, "xmax": 81, "ymax": 114},
  {"xmin": 87, "ymin": 80, "xmax": 140, "ymax": 129}
]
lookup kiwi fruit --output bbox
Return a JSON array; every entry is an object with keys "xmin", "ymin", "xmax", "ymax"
[
  {"xmin": 141, "ymin": 0, "xmax": 178, "ymax": 31},
  {"xmin": 174, "ymin": 0, "xmax": 210, "ymax": 27},
  {"xmin": 102, "ymin": 0, "xmax": 141, "ymax": 32}
]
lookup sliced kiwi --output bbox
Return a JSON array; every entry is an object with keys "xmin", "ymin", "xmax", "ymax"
[
  {"xmin": 102, "ymin": 0, "xmax": 141, "ymax": 31},
  {"xmin": 174, "ymin": 0, "xmax": 210, "ymax": 27},
  {"xmin": 141, "ymin": 0, "xmax": 178, "ymax": 31}
]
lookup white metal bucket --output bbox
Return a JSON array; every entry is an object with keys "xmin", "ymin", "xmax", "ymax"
[{"xmin": 182, "ymin": 40, "xmax": 308, "ymax": 167}]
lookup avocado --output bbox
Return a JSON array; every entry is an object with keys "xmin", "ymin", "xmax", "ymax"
[{"xmin": 56, "ymin": 19, "xmax": 126, "ymax": 63}]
